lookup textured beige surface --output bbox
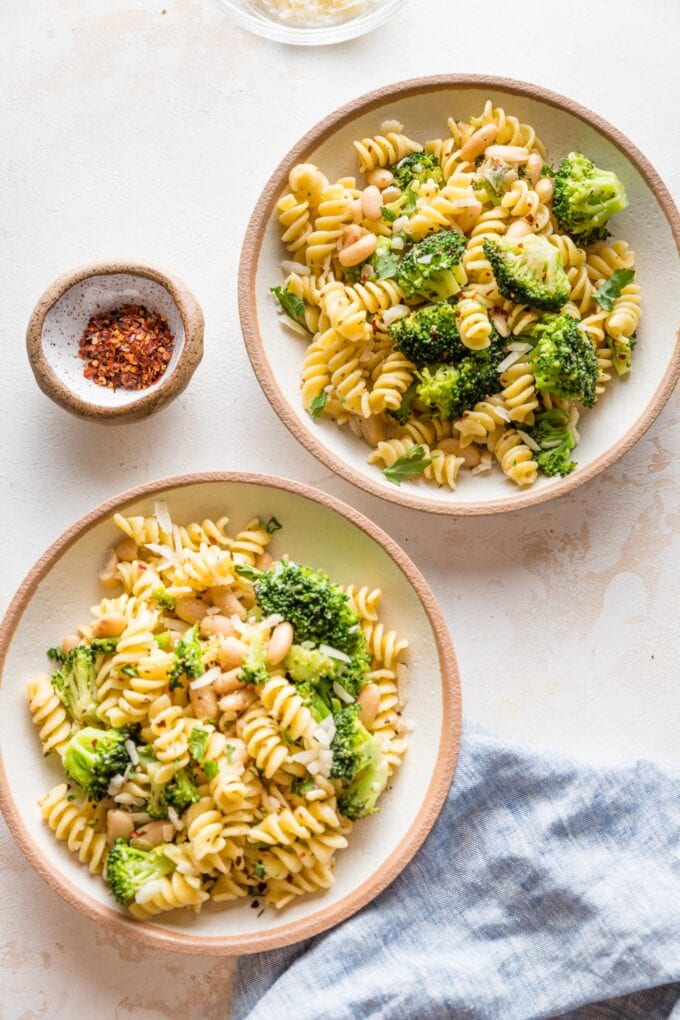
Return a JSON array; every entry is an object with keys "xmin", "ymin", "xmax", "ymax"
[{"xmin": 0, "ymin": 0, "xmax": 678, "ymax": 1014}]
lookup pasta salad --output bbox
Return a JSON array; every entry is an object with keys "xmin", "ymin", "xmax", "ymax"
[
  {"xmin": 271, "ymin": 101, "xmax": 641, "ymax": 490},
  {"xmin": 27, "ymin": 504, "xmax": 408, "ymax": 917}
]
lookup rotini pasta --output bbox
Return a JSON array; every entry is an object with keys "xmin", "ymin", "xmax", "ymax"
[
  {"xmin": 272, "ymin": 102, "xmax": 641, "ymax": 491},
  {"xmin": 29, "ymin": 503, "xmax": 408, "ymax": 917}
]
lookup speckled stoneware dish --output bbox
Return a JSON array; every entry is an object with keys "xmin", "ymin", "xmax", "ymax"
[
  {"xmin": 239, "ymin": 75, "xmax": 680, "ymax": 516},
  {"xmin": 0, "ymin": 473, "xmax": 460, "ymax": 955},
  {"xmin": 26, "ymin": 263, "xmax": 204, "ymax": 424}
]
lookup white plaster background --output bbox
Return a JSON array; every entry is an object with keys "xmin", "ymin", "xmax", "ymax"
[{"xmin": 1, "ymin": 0, "xmax": 678, "ymax": 1015}]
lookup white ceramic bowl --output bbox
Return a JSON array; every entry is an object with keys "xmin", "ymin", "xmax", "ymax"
[
  {"xmin": 26, "ymin": 263, "xmax": 204, "ymax": 425},
  {"xmin": 239, "ymin": 75, "xmax": 680, "ymax": 515},
  {"xmin": 0, "ymin": 473, "xmax": 459, "ymax": 954}
]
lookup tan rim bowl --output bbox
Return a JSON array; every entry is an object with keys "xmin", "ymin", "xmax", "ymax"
[
  {"xmin": 0, "ymin": 472, "xmax": 460, "ymax": 954},
  {"xmin": 239, "ymin": 75, "xmax": 680, "ymax": 516},
  {"xmin": 26, "ymin": 262, "xmax": 204, "ymax": 425}
]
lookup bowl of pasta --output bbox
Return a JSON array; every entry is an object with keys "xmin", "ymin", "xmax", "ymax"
[
  {"xmin": 239, "ymin": 75, "xmax": 680, "ymax": 515},
  {"xmin": 0, "ymin": 473, "xmax": 459, "ymax": 953}
]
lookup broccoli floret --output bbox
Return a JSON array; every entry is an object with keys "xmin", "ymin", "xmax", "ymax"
[
  {"xmin": 529, "ymin": 313, "xmax": 598, "ymax": 408},
  {"xmin": 146, "ymin": 782, "xmax": 168, "ymax": 820},
  {"xmin": 188, "ymin": 723, "xmax": 211, "ymax": 764},
  {"xmin": 553, "ymin": 152, "xmax": 628, "ymax": 243},
  {"xmin": 239, "ymin": 630, "xmax": 270, "ymax": 685},
  {"xmin": 330, "ymin": 704, "xmax": 381, "ymax": 782},
  {"xmin": 396, "ymin": 230, "xmax": 467, "ymax": 301},
  {"xmin": 297, "ymin": 679, "xmax": 332, "ymax": 722},
  {"xmin": 531, "ymin": 408, "xmax": 579, "ymax": 477},
  {"xmin": 104, "ymin": 838, "xmax": 175, "ymax": 905},
  {"xmin": 416, "ymin": 339, "xmax": 505, "ymax": 420},
  {"xmin": 338, "ymin": 757, "xmax": 389, "ymax": 821},
  {"xmin": 284, "ymin": 645, "xmax": 336, "ymax": 683},
  {"xmin": 389, "ymin": 300, "xmax": 466, "ymax": 368},
  {"xmin": 152, "ymin": 586, "xmax": 176, "ymax": 611},
  {"xmin": 483, "ymin": 234, "xmax": 570, "ymax": 311},
  {"xmin": 391, "ymin": 151, "xmax": 444, "ymax": 190},
  {"xmin": 612, "ymin": 334, "xmax": 636, "ymax": 377},
  {"xmin": 51, "ymin": 645, "xmax": 99, "ymax": 726},
  {"xmin": 166, "ymin": 768, "xmax": 199, "ymax": 814},
  {"xmin": 254, "ymin": 561, "xmax": 364, "ymax": 657},
  {"xmin": 169, "ymin": 625, "xmax": 204, "ymax": 689},
  {"xmin": 334, "ymin": 647, "xmax": 371, "ymax": 700},
  {"xmin": 62, "ymin": 726, "xmax": 131, "ymax": 800}
]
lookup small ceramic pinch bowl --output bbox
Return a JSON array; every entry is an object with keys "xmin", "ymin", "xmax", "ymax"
[
  {"xmin": 26, "ymin": 262, "xmax": 204, "ymax": 425},
  {"xmin": 0, "ymin": 473, "xmax": 460, "ymax": 954}
]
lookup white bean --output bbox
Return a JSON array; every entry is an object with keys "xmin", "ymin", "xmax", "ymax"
[
  {"xmin": 190, "ymin": 684, "xmax": 218, "ymax": 721},
  {"xmin": 367, "ymin": 168, "xmax": 394, "ymax": 190},
  {"xmin": 256, "ymin": 551, "xmax": 274, "ymax": 571},
  {"xmin": 525, "ymin": 152, "xmax": 544, "ymax": 184},
  {"xmin": 438, "ymin": 437, "xmax": 481, "ymax": 468},
  {"xmin": 92, "ymin": 612, "xmax": 127, "ymax": 638},
  {"xmin": 175, "ymin": 596, "xmax": 206, "ymax": 624},
  {"xmin": 131, "ymin": 820, "xmax": 174, "ymax": 850},
  {"xmin": 361, "ymin": 185, "xmax": 383, "ymax": 221},
  {"xmin": 214, "ymin": 667, "xmax": 245, "ymax": 695},
  {"xmin": 381, "ymin": 186, "xmax": 401, "ymax": 203},
  {"xmin": 338, "ymin": 233, "xmax": 377, "ymax": 267},
  {"xmin": 114, "ymin": 537, "xmax": 138, "ymax": 562},
  {"xmin": 341, "ymin": 224, "xmax": 363, "ymax": 249},
  {"xmin": 484, "ymin": 145, "xmax": 530, "ymax": 163},
  {"xmin": 217, "ymin": 637, "xmax": 249, "ymax": 669},
  {"xmin": 200, "ymin": 614, "xmax": 234, "ymax": 639},
  {"xmin": 61, "ymin": 633, "xmax": 81, "ymax": 655},
  {"xmin": 535, "ymin": 177, "xmax": 554, "ymax": 203},
  {"xmin": 459, "ymin": 124, "xmax": 498, "ymax": 162},
  {"xmin": 360, "ymin": 414, "xmax": 385, "ymax": 448},
  {"xmin": 357, "ymin": 684, "xmax": 380, "ymax": 728},
  {"xmin": 350, "ymin": 198, "xmax": 363, "ymax": 225},
  {"xmin": 267, "ymin": 621, "xmax": 294, "ymax": 665},
  {"xmin": 106, "ymin": 809, "xmax": 134, "ymax": 845},
  {"xmin": 206, "ymin": 731, "xmax": 227, "ymax": 761}
]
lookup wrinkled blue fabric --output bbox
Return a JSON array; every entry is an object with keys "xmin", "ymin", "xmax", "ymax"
[{"xmin": 232, "ymin": 721, "xmax": 680, "ymax": 1020}]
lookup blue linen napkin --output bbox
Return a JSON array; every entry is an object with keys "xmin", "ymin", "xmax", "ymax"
[{"xmin": 232, "ymin": 721, "xmax": 680, "ymax": 1020}]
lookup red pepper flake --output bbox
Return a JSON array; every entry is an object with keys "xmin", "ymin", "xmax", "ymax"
[{"xmin": 78, "ymin": 304, "xmax": 174, "ymax": 391}]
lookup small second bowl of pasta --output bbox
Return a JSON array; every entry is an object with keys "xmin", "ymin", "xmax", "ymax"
[
  {"xmin": 0, "ymin": 473, "xmax": 459, "ymax": 953},
  {"xmin": 239, "ymin": 75, "xmax": 680, "ymax": 515}
]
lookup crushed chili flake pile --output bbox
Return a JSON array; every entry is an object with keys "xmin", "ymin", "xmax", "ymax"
[{"xmin": 78, "ymin": 304, "xmax": 174, "ymax": 390}]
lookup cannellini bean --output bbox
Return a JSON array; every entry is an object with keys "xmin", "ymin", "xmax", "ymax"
[
  {"xmin": 382, "ymin": 303, "xmax": 410, "ymax": 327},
  {"xmin": 535, "ymin": 177, "xmax": 554, "ymax": 203},
  {"xmin": 338, "ymin": 233, "xmax": 377, "ymax": 267},
  {"xmin": 525, "ymin": 152, "xmax": 544, "ymax": 184},
  {"xmin": 98, "ymin": 549, "xmax": 119, "ymax": 589},
  {"xmin": 350, "ymin": 198, "xmax": 363, "ymax": 225},
  {"xmin": 200, "ymin": 614, "xmax": 234, "ymax": 639},
  {"xmin": 61, "ymin": 633, "xmax": 81, "ymax": 656},
  {"xmin": 506, "ymin": 218, "xmax": 532, "ymax": 239},
  {"xmin": 219, "ymin": 690, "xmax": 255, "ymax": 716},
  {"xmin": 360, "ymin": 414, "xmax": 385, "ymax": 447},
  {"xmin": 256, "ymin": 551, "xmax": 274, "ymax": 571},
  {"xmin": 459, "ymin": 123, "xmax": 498, "ymax": 161},
  {"xmin": 209, "ymin": 587, "xmax": 246, "ymax": 620},
  {"xmin": 106, "ymin": 809, "xmax": 134, "ymax": 845},
  {"xmin": 190, "ymin": 683, "xmax": 218, "ymax": 721},
  {"xmin": 92, "ymin": 612, "xmax": 127, "ymax": 638},
  {"xmin": 131, "ymin": 820, "xmax": 174, "ymax": 850},
  {"xmin": 175, "ymin": 596, "xmax": 206, "ymax": 624},
  {"xmin": 484, "ymin": 144, "xmax": 530, "ymax": 163},
  {"xmin": 206, "ymin": 731, "xmax": 227, "ymax": 761},
  {"xmin": 267, "ymin": 621, "xmax": 294, "ymax": 665},
  {"xmin": 381, "ymin": 186, "xmax": 401, "ymax": 203},
  {"xmin": 357, "ymin": 683, "xmax": 380, "ymax": 728},
  {"xmin": 341, "ymin": 224, "xmax": 363, "ymax": 249},
  {"xmin": 225, "ymin": 738, "xmax": 248, "ymax": 765},
  {"xmin": 214, "ymin": 667, "xmax": 246, "ymax": 695},
  {"xmin": 361, "ymin": 185, "xmax": 383, "ymax": 221},
  {"xmin": 456, "ymin": 200, "xmax": 483, "ymax": 234},
  {"xmin": 114, "ymin": 537, "xmax": 138, "ymax": 562},
  {"xmin": 367, "ymin": 167, "xmax": 394, "ymax": 189},
  {"xmin": 217, "ymin": 637, "xmax": 249, "ymax": 669},
  {"xmin": 438, "ymin": 437, "xmax": 481, "ymax": 468}
]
